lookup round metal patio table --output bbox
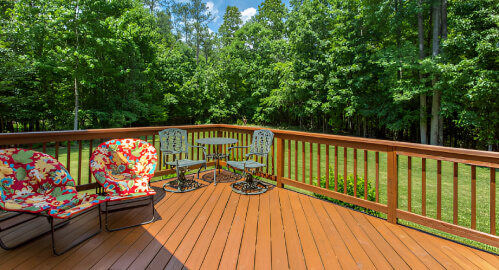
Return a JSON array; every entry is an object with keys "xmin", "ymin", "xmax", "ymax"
[{"xmin": 197, "ymin": 137, "xmax": 238, "ymax": 185}]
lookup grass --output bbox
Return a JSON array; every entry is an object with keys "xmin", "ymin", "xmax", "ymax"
[{"xmin": 22, "ymin": 131, "xmax": 498, "ymax": 253}]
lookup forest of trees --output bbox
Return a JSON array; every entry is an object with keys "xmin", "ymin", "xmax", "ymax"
[{"xmin": 0, "ymin": 0, "xmax": 498, "ymax": 150}]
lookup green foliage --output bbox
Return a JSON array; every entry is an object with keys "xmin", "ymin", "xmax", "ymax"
[
  {"xmin": 314, "ymin": 166, "xmax": 379, "ymax": 216},
  {"xmin": 1, "ymin": 0, "xmax": 498, "ymax": 150}
]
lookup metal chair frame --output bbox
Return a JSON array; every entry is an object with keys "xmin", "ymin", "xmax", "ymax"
[
  {"xmin": 159, "ymin": 128, "xmax": 207, "ymax": 192},
  {"xmin": 227, "ymin": 130, "xmax": 274, "ymax": 194},
  {"xmin": 0, "ymin": 206, "xmax": 102, "ymax": 255}
]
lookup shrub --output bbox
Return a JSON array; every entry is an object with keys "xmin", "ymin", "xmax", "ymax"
[{"xmin": 314, "ymin": 166, "xmax": 379, "ymax": 216}]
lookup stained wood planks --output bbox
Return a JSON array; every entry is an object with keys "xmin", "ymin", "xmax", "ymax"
[{"xmin": 1, "ymin": 171, "xmax": 497, "ymax": 270}]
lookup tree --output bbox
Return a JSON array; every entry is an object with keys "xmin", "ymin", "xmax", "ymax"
[
  {"xmin": 219, "ymin": 6, "xmax": 242, "ymax": 47},
  {"xmin": 189, "ymin": 0, "xmax": 215, "ymax": 65},
  {"xmin": 254, "ymin": 0, "xmax": 287, "ymax": 40}
]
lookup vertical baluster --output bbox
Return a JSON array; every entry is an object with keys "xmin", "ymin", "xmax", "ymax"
[
  {"xmin": 354, "ymin": 149, "xmax": 357, "ymax": 197},
  {"xmin": 471, "ymin": 165, "xmax": 476, "ymax": 230},
  {"xmin": 317, "ymin": 143, "xmax": 321, "ymax": 187},
  {"xmin": 231, "ymin": 132, "xmax": 235, "ymax": 160},
  {"xmin": 408, "ymin": 156, "xmax": 412, "ymax": 212},
  {"xmin": 42, "ymin": 143, "xmax": 46, "ymax": 153},
  {"xmin": 376, "ymin": 152, "xmax": 379, "ymax": 203},
  {"xmin": 422, "ymin": 158, "xmax": 426, "ymax": 216},
  {"xmin": 267, "ymin": 140, "xmax": 272, "ymax": 175},
  {"xmin": 89, "ymin": 140, "xmax": 93, "ymax": 183},
  {"xmin": 67, "ymin": 141, "xmax": 71, "ymax": 173},
  {"xmin": 248, "ymin": 133, "xmax": 251, "ymax": 157},
  {"xmin": 237, "ymin": 133, "xmax": 246, "ymax": 160},
  {"xmin": 309, "ymin": 143, "xmax": 313, "ymax": 185},
  {"xmin": 302, "ymin": 141, "xmax": 305, "ymax": 183},
  {"xmin": 334, "ymin": 146, "xmax": 338, "ymax": 192},
  {"xmin": 241, "ymin": 133, "xmax": 245, "ymax": 160},
  {"xmin": 326, "ymin": 145, "xmax": 330, "ymax": 190},
  {"xmin": 287, "ymin": 140, "xmax": 291, "ymax": 178},
  {"xmin": 364, "ymin": 150, "xmax": 368, "ymax": 200},
  {"xmin": 28, "ymin": 144, "xmax": 33, "ymax": 150},
  {"xmin": 295, "ymin": 141, "xmax": 298, "ymax": 181},
  {"xmin": 191, "ymin": 132, "xmax": 194, "ymax": 159},
  {"xmin": 55, "ymin": 142, "xmax": 59, "ymax": 159},
  {"xmin": 344, "ymin": 147, "xmax": 348, "ymax": 194},
  {"xmin": 437, "ymin": 160, "xmax": 442, "ymax": 220},
  {"xmin": 453, "ymin": 163, "xmax": 458, "ymax": 225},
  {"xmin": 490, "ymin": 168, "xmax": 496, "ymax": 235},
  {"xmin": 78, "ymin": 140, "xmax": 82, "ymax": 185}
]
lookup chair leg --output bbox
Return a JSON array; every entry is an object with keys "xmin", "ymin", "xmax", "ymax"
[
  {"xmin": 51, "ymin": 205, "xmax": 102, "ymax": 256},
  {"xmin": 0, "ymin": 213, "xmax": 48, "ymax": 250},
  {"xmin": 104, "ymin": 196, "xmax": 155, "ymax": 232}
]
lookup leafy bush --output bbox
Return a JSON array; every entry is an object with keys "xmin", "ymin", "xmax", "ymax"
[{"xmin": 314, "ymin": 166, "xmax": 379, "ymax": 216}]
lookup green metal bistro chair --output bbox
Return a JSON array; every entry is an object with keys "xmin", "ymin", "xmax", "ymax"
[
  {"xmin": 226, "ymin": 129, "xmax": 274, "ymax": 194},
  {"xmin": 159, "ymin": 128, "xmax": 207, "ymax": 192}
]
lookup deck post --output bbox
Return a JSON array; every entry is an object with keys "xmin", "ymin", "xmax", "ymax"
[
  {"xmin": 387, "ymin": 147, "xmax": 398, "ymax": 224},
  {"xmin": 276, "ymin": 137, "xmax": 284, "ymax": 188}
]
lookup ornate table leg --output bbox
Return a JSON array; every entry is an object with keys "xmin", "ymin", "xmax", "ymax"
[{"xmin": 163, "ymin": 167, "xmax": 201, "ymax": 193}]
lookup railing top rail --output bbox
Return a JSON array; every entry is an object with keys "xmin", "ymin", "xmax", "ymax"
[
  {"xmin": 2, "ymin": 124, "xmax": 499, "ymax": 166},
  {"xmin": 217, "ymin": 124, "xmax": 499, "ymax": 164},
  {"xmin": 0, "ymin": 125, "xmax": 220, "ymax": 145}
]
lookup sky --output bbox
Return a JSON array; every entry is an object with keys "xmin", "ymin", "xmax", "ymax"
[{"xmin": 200, "ymin": 0, "xmax": 291, "ymax": 33}]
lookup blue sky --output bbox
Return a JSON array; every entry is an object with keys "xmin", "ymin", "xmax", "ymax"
[{"xmin": 202, "ymin": 0, "xmax": 291, "ymax": 33}]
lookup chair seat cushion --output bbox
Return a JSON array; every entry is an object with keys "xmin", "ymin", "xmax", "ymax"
[
  {"xmin": 165, "ymin": 159, "xmax": 206, "ymax": 168},
  {"xmin": 48, "ymin": 193, "xmax": 109, "ymax": 219},
  {"xmin": 3, "ymin": 190, "xmax": 79, "ymax": 214},
  {"xmin": 227, "ymin": 160, "xmax": 266, "ymax": 170},
  {"xmin": 97, "ymin": 175, "xmax": 154, "ymax": 196},
  {"xmin": 108, "ymin": 188, "xmax": 156, "ymax": 202}
]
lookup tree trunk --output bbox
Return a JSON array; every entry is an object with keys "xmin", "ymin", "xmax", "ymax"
[
  {"xmin": 74, "ymin": 77, "xmax": 79, "ymax": 130},
  {"xmin": 430, "ymin": 0, "xmax": 442, "ymax": 145},
  {"xmin": 73, "ymin": 1, "xmax": 79, "ymax": 131},
  {"xmin": 418, "ymin": 0, "xmax": 427, "ymax": 144}
]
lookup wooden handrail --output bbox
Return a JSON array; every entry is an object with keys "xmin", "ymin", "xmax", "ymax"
[{"xmin": 1, "ymin": 124, "xmax": 498, "ymax": 248}]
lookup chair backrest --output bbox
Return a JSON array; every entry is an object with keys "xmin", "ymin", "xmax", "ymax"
[
  {"xmin": 90, "ymin": 139, "xmax": 157, "ymax": 189},
  {"xmin": 249, "ymin": 129, "xmax": 274, "ymax": 157},
  {"xmin": 0, "ymin": 148, "xmax": 75, "ymax": 204},
  {"xmin": 158, "ymin": 128, "xmax": 189, "ymax": 159}
]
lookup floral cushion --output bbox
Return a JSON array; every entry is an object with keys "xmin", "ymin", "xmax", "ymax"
[
  {"xmin": 108, "ymin": 189, "xmax": 156, "ymax": 202},
  {"xmin": 0, "ymin": 149, "xmax": 77, "ymax": 214},
  {"xmin": 90, "ymin": 139, "xmax": 157, "ymax": 196},
  {"xmin": 0, "ymin": 149, "xmax": 109, "ymax": 218},
  {"xmin": 49, "ymin": 193, "xmax": 109, "ymax": 218}
]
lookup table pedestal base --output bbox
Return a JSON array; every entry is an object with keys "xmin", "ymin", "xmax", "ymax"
[
  {"xmin": 163, "ymin": 169, "xmax": 202, "ymax": 193},
  {"xmin": 231, "ymin": 174, "xmax": 269, "ymax": 195}
]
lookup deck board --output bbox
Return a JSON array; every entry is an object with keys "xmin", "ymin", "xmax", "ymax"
[{"xmin": 1, "ymin": 170, "xmax": 497, "ymax": 270}]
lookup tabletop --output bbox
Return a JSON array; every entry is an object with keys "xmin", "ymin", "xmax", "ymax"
[{"xmin": 197, "ymin": 137, "xmax": 238, "ymax": 145}]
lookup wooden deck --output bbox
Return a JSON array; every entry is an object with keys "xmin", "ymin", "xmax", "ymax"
[{"xmin": 1, "ymin": 171, "xmax": 498, "ymax": 269}]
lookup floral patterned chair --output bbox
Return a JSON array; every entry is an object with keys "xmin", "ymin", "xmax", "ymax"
[
  {"xmin": 90, "ymin": 138, "xmax": 157, "ymax": 231},
  {"xmin": 0, "ymin": 148, "xmax": 109, "ymax": 255}
]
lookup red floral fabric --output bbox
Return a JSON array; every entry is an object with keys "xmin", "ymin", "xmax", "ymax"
[
  {"xmin": 90, "ymin": 139, "xmax": 157, "ymax": 197},
  {"xmin": 0, "ymin": 149, "xmax": 108, "ymax": 218}
]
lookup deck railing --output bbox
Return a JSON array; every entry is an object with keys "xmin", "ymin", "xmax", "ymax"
[{"xmin": 1, "ymin": 124, "xmax": 497, "ymax": 248}]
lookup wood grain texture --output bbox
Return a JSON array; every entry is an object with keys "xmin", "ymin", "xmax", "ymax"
[{"xmin": 0, "ymin": 171, "xmax": 496, "ymax": 270}]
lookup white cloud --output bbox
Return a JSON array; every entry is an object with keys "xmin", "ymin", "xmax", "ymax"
[
  {"xmin": 241, "ymin": 8, "xmax": 256, "ymax": 24},
  {"xmin": 206, "ymin": 1, "xmax": 219, "ymax": 22}
]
